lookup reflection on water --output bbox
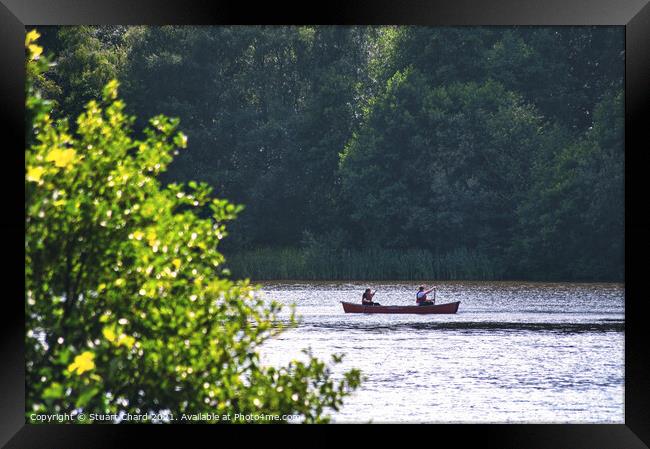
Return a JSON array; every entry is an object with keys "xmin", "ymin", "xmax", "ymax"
[{"xmin": 257, "ymin": 281, "xmax": 624, "ymax": 423}]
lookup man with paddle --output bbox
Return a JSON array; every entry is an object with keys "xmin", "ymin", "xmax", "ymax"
[
  {"xmin": 416, "ymin": 285, "xmax": 436, "ymax": 306},
  {"xmin": 362, "ymin": 288, "xmax": 380, "ymax": 306}
]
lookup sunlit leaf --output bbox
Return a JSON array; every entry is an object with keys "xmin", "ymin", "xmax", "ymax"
[{"xmin": 67, "ymin": 352, "xmax": 95, "ymax": 375}]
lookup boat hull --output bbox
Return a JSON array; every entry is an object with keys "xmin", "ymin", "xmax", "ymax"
[{"xmin": 341, "ymin": 301, "xmax": 460, "ymax": 314}]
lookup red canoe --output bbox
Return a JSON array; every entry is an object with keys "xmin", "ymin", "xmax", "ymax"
[{"xmin": 341, "ymin": 301, "xmax": 460, "ymax": 314}]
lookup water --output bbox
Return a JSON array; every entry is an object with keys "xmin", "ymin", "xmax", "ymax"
[{"xmin": 257, "ymin": 281, "xmax": 624, "ymax": 423}]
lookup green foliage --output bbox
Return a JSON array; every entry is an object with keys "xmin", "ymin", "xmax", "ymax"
[
  {"xmin": 35, "ymin": 26, "xmax": 625, "ymax": 282},
  {"xmin": 118, "ymin": 26, "xmax": 376, "ymax": 247},
  {"xmin": 511, "ymin": 91, "xmax": 624, "ymax": 280},
  {"xmin": 25, "ymin": 34, "xmax": 360, "ymax": 423},
  {"xmin": 40, "ymin": 26, "xmax": 142, "ymax": 120},
  {"xmin": 388, "ymin": 26, "xmax": 624, "ymax": 132},
  {"xmin": 340, "ymin": 71, "xmax": 543, "ymax": 257},
  {"xmin": 227, "ymin": 246, "xmax": 502, "ymax": 281}
]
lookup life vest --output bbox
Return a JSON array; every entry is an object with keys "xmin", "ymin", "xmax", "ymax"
[{"xmin": 416, "ymin": 292, "xmax": 427, "ymax": 303}]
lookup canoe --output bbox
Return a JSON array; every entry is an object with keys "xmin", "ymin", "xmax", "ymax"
[{"xmin": 341, "ymin": 301, "xmax": 460, "ymax": 314}]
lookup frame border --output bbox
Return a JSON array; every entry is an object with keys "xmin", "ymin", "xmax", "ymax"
[{"xmin": 2, "ymin": 1, "xmax": 648, "ymax": 447}]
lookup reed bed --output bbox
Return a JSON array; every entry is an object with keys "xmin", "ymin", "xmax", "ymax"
[{"xmin": 225, "ymin": 247, "xmax": 503, "ymax": 281}]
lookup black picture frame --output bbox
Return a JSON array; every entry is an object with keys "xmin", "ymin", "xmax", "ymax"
[{"xmin": 2, "ymin": 0, "xmax": 649, "ymax": 447}]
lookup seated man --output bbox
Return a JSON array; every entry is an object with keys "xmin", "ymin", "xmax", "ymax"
[
  {"xmin": 362, "ymin": 288, "xmax": 380, "ymax": 306},
  {"xmin": 416, "ymin": 285, "xmax": 436, "ymax": 306}
]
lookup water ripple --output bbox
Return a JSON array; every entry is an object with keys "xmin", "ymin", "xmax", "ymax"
[{"xmin": 258, "ymin": 281, "xmax": 624, "ymax": 423}]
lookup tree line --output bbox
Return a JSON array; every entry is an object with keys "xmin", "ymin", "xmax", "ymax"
[{"xmin": 36, "ymin": 25, "xmax": 624, "ymax": 281}]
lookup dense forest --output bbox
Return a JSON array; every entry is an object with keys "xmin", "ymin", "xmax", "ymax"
[{"xmin": 34, "ymin": 25, "xmax": 624, "ymax": 281}]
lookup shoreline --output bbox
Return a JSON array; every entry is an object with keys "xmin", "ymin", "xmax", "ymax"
[{"xmin": 248, "ymin": 279, "xmax": 625, "ymax": 287}]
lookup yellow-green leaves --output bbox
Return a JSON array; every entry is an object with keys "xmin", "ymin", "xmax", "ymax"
[
  {"xmin": 102, "ymin": 326, "xmax": 116, "ymax": 342},
  {"xmin": 25, "ymin": 29, "xmax": 40, "ymax": 46},
  {"xmin": 25, "ymin": 30, "xmax": 43, "ymax": 61},
  {"xmin": 28, "ymin": 44, "xmax": 43, "ymax": 61},
  {"xmin": 103, "ymin": 79, "xmax": 120, "ymax": 101},
  {"xmin": 146, "ymin": 228, "xmax": 157, "ymax": 246},
  {"xmin": 42, "ymin": 382, "xmax": 64, "ymax": 400},
  {"xmin": 173, "ymin": 132, "xmax": 188, "ymax": 149},
  {"xmin": 102, "ymin": 325, "xmax": 136, "ymax": 349},
  {"xmin": 26, "ymin": 30, "xmax": 360, "ymax": 423},
  {"xmin": 45, "ymin": 148, "xmax": 77, "ymax": 168},
  {"xmin": 131, "ymin": 230, "xmax": 145, "ymax": 241},
  {"xmin": 67, "ymin": 352, "xmax": 96, "ymax": 375},
  {"xmin": 26, "ymin": 166, "xmax": 45, "ymax": 183}
]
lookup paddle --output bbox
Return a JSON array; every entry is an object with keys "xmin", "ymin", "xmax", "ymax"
[
  {"xmin": 418, "ymin": 286, "xmax": 437, "ymax": 305},
  {"xmin": 371, "ymin": 290, "xmax": 380, "ymax": 306},
  {"xmin": 363, "ymin": 289, "xmax": 379, "ymax": 306}
]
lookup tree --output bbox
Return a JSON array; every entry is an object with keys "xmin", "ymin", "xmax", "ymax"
[
  {"xmin": 33, "ymin": 25, "xmax": 625, "ymax": 281},
  {"xmin": 340, "ymin": 69, "xmax": 544, "ymax": 259},
  {"xmin": 25, "ymin": 32, "xmax": 360, "ymax": 423},
  {"xmin": 512, "ymin": 90, "xmax": 624, "ymax": 280},
  {"xmin": 37, "ymin": 26, "xmax": 141, "ymax": 120},
  {"xmin": 486, "ymin": 27, "xmax": 624, "ymax": 133}
]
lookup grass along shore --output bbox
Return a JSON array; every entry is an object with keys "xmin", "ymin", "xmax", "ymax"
[{"xmin": 225, "ymin": 247, "xmax": 503, "ymax": 281}]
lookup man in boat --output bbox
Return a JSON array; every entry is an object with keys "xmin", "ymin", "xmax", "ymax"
[
  {"xmin": 362, "ymin": 288, "xmax": 380, "ymax": 306},
  {"xmin": 416, "ymin": 285, "xmax": 436, "ymax": 306}
]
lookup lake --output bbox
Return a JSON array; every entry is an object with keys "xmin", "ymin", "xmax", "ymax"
[{"xmin": 257, "ymin": 281, "xmax": 624, "ymax": 423}]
